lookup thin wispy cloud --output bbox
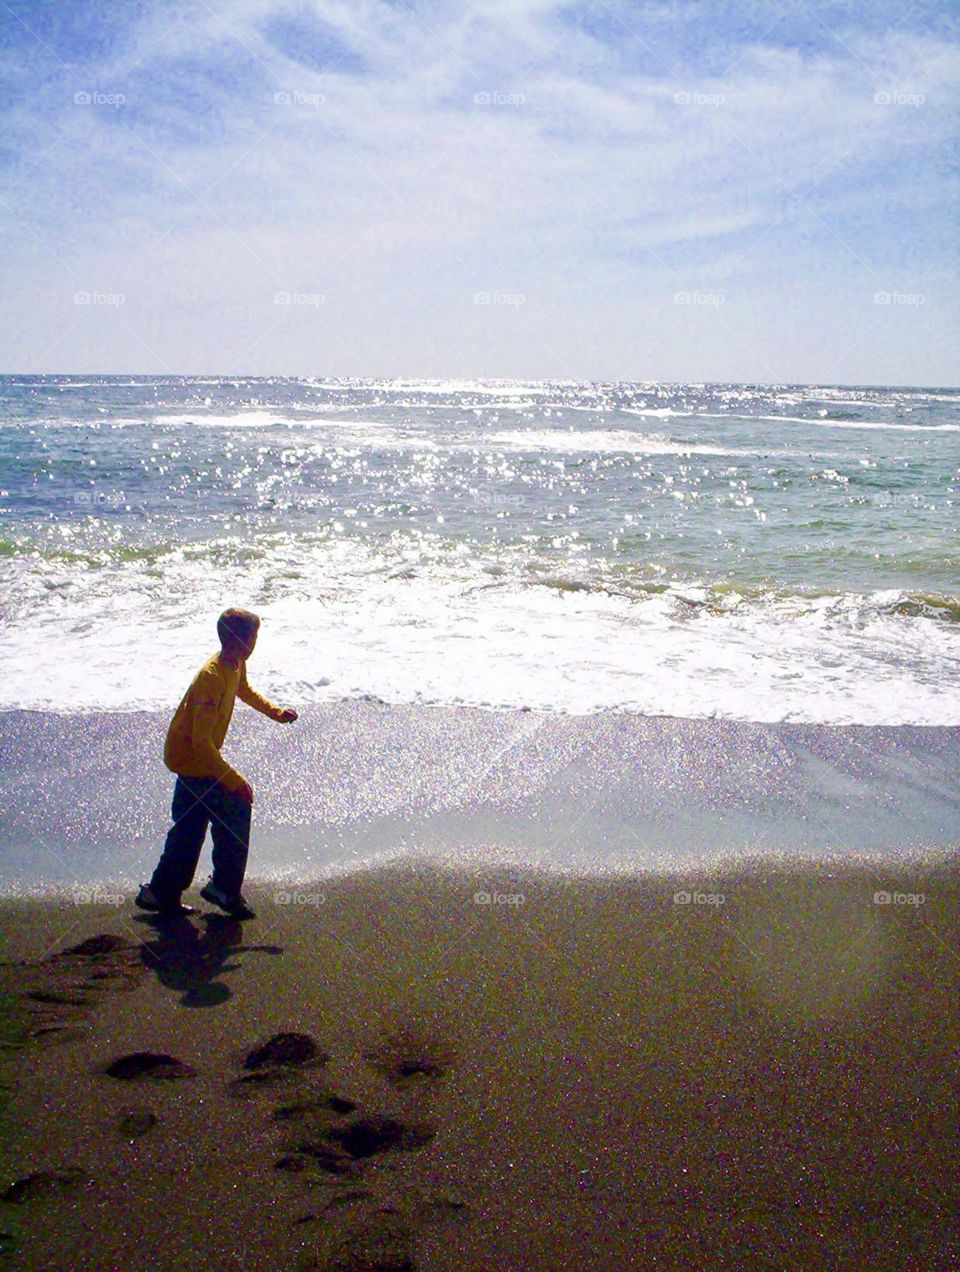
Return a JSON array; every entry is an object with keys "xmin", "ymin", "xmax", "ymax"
[{"xmin": 1, "ymin": 0, "xmax": 956, "ymax": 381}]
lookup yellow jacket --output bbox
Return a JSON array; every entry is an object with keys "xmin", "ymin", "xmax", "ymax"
[{"xmin": 164, "ymin": 652, "xmax": 283, "ymax": 790}]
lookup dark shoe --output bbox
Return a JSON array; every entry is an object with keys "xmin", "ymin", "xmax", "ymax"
[
  {"xmin": 135, "ymin": 884, "xmax": 196, "ymax": 916},
  {"xmin": 200, "ymin": 882, "xmax": 256, "ymax": 920}
]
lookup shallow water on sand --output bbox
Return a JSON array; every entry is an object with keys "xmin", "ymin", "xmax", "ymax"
[{"xmin": 1, "ymin": 703, "xmax": 957, "ymax": 893}]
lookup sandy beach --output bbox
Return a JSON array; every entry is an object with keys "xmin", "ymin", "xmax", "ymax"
[
  {"xmin": 1, "ymin": 856, "xmax": 955, "ymax": 1270},
  {"xmin": 2, "ymin": 0, "xmax": 958, "ymax": 1264}
]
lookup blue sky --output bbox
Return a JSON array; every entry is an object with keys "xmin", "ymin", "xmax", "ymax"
[{"xmin": 1, "ymin": 0, "xmax": 957, "ymax": 383}]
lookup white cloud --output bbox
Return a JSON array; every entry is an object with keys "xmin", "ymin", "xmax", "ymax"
[{"xmin": 0, "ymin": 1, "xmax": 956, "ymax": 380}]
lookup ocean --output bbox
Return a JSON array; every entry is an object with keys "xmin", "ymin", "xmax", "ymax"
[
  {"xmin": 2, "ymin": 376, "xmax": 958, "ymax": 724},
  {"xmin": 0, "ymin": 376, "xmax": 957, "ymax": 891}
]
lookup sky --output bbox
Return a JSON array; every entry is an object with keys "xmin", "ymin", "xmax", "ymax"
[{"xmin": 0, "ymin": 0, "xmax": 957, "ymax": 384}]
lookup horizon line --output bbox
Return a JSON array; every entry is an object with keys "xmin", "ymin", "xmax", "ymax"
[{"xmin": 1, "ymin": 373, "xmax": 958, "ymax": 391}]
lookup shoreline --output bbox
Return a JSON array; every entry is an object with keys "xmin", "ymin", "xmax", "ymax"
[
  {"xmin": 3, "ymin": 696, "xmax": 960, "ymax": 728},
  {"xmin": 1, "ymin": 857, "xmax": 956, "ymax": 1269},
  {"xmin": 0, "ymin": 838, "xmax": 955, "ymax": 906}
]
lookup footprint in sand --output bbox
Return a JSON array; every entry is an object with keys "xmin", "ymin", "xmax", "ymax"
[
  {"xmin": 364, "ymin": 1030, "xmax": 452, "ymax": 1085},
  {"xmin": 2, "ymin": 933, "xmax": 146, "ymax": 1049},
  {"xmin": 244, "ymin": 1031, "xmax": 329, "ymax": 1070},
  {"xmin": 2, "ymin": 1167, "xmax": 87, "ymax": 1205},
  {"xmin": 228, "ymin": 1031, "xmax": 332, "ymax": 1097},
  {"xmin": 325, "ymin": 1115, "xmax": 436, "ymax": 1159},
  {"xmin": 272, "ymin": 1094, "xmax": 358, "ymax": 1119},
  {"xmin": 233, "ymin": 1028, "xmax": 469, "ymax": 1265},
  {"xmin": 103, "ymin": 1052, "xmax": 196, "ymax": 1080},
  {"xmin": 281, "ymin": 1114, "xmax": 437, "ymax": 1183}
]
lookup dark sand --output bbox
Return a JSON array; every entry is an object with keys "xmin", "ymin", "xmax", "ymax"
[{"xmin": 0, "ymin": 857, "xmax": 956, "ymax": 1270}]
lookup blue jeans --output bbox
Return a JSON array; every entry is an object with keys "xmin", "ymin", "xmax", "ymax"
[{"xmin": 149, "ymin": 776, "xmax": 251, "ymax": 903}]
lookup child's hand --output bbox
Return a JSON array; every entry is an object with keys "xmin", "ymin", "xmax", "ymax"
[{"xmin": 277, "ymin": 707, "xmax": 298, "ymax": 723}]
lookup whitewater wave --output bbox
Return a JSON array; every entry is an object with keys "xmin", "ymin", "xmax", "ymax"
[
  {"xmin": 701, "ymin": 413, "xmax": 960, "ymax": 432},
  {"xmin": 1, "ymin": 540, "xmax": 957, "ymax": 724},
  {"xmin": 374, "ymin": 379, "xmax": 554, "ymax": 397},
  {"xmin": 151, "ymin": 411, "xmax": 399, "ymax": 431},
  {"xmin": 485, "ymin": 428, "xmax": 755, "ymax": 456}
]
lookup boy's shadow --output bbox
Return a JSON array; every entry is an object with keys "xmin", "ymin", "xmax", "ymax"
[{"xmin": 132, "ymin": 912, "xmax": 284, "ymax": 1008}]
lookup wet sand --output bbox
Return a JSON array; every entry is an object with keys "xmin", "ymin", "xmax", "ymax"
[{"xmin": 0, "ymin": 856, "xmax": 956, "ymax": 1270}]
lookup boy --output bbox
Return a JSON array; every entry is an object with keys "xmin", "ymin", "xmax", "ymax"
[{"xmin": 136, "ymin": 608, "xmax": 298, "ymax": 920}]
